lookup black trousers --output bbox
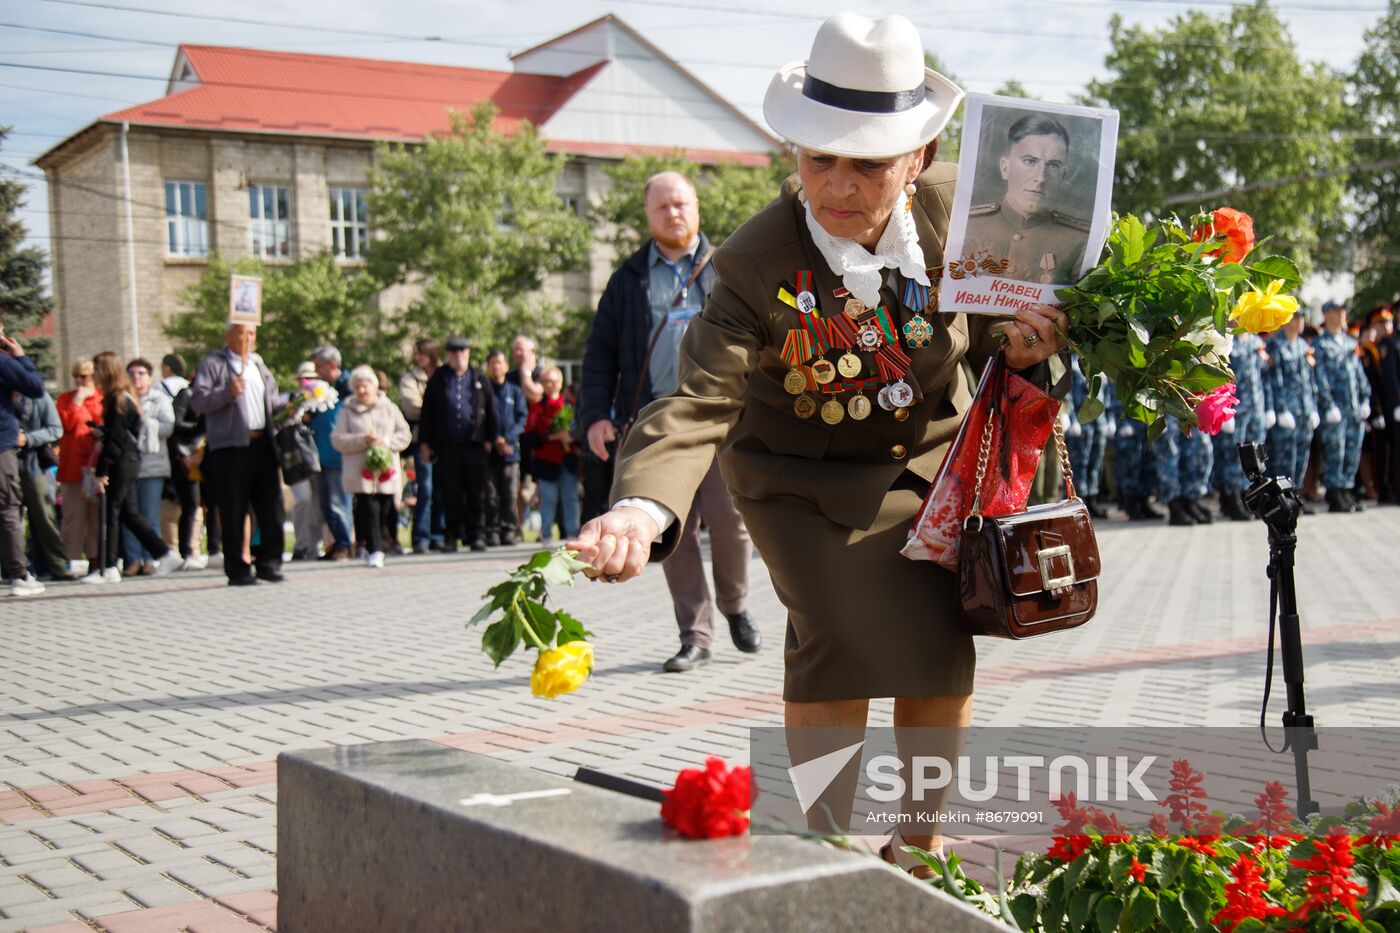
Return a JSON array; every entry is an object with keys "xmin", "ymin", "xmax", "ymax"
[
  {"xmin": 485, "ymin": 458, "xmax": 520, "ymax": 541},
  {"xmin": 170, "ymin": 463, "xmax": 200, "ymax": 558},
  {"xmin": 581, "ymin": 452, "xmax": 615, "ymax": 524},
  {"xmin": 354, "ymin": 493, "xmax": 394, "ymax": 555},
  {"xmin": 205, "ymin": 435, "xmax": 284, "ymax": 580},
  {"xmin": 101, "ymin": 461, "xmax": 168, "ymax": 571},
  {"xmin": 436, "ymin": 443, "xmax": 488, "ymax": 546}
]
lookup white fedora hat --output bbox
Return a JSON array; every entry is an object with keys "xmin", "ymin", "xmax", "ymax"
[{"xmin": 763, "ymin": 12, "xmax": 963, "ymax": 159}]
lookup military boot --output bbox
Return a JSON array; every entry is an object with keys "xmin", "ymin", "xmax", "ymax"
[
  {"xmin": 1221, "ymin": 491, "xmax": 1252, "ymax": 522},
  {"xmin": 1085, "ymin": 494, "xmax": 1110, "ymax": 519},
  {"xmin": 1138, "ymin": 496, "xmax": 1165, "ymax": 520},
  {"xmin": 1168, "ymin": 498, "xmax": 1197, "ymax": 526},
  {"xmin": 1186, "ymin": 499, "xmax": 1214, "ymax": 524},
  {"xmin": 1325, "ymin": 488, "xmax": 1351, "ymax": 513}
]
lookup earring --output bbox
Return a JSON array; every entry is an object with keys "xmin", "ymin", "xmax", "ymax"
[{"xmin": 904, "ymin": 182, "xmax": 916, "ymax": 211}]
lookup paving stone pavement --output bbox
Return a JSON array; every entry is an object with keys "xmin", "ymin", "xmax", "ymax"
[{"xmin": 2, "ymin": 507, "xmax": 1398, "ymax": 930}]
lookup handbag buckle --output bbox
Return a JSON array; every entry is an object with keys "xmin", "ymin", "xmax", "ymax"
[{"xmin": 1037, "ymin": 545, "xmax": 1075, "ymax": 592}]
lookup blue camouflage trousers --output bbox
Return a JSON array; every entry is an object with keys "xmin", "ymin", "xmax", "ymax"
[
  {"xmin": 1320, "ymin": 419, "xmax": 1365, "ymax": 490},
  {"xmin": 1265, "ymin": 425, "xmax": 1311, "ymax": 489},
  {"xmin": 1066, "ymin": 420, "xmax": 1108, "ymax": 497},
  {"xmin": 1152, "ymin": 417, "xmax": 1214, "ymax": 501},
  {"xmin": 1214, "ymin": 410, "xmax": 1267, "ymax": 494},
  {"xmin": 1111, "ymin": 422, "xmax": 1156, "ymax": 498}
]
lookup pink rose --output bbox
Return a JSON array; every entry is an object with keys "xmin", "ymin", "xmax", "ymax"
[
  {"xmin": 1195, "ymin": 383, "xmax": 1238, "ymax": 436},
  {"xmin": 361, "ymin": 470, "xmax": 374, "ymax": 481}
]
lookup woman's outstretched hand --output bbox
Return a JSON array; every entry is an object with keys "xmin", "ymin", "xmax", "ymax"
[
  {"xmin": 567, "ymin": 507, "xmax": 659, "ymax": 583},
  {"xmin": 1001, "ymin": 303, "xmax": 1070, "ymax": 370}
]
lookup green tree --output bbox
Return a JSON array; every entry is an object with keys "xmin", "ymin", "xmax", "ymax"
[
  {"xmin": 1349, "ymin": 0, "xmax": 1400, "ymax": 310},
  {"xmin": 1086, "ymin": 3, "xmax": 1352, "ymax": 269},
  {"xmin": 365, "ymin": 104, "xmax": 591, "ymax": 353},
  {"xmin": 591, "ymin": 151, "xmax": 792, "ymax": 261},
  {"xmin": 0, "ymin": 127, "xmax": 54, "ymax": 375},
  {"xmin": 164, "ymin": 253, "xmax": 382, "ymax": 385},
  {"xmin": 926, "ymin": 52, "xmax": 964, "ymax": 162}
]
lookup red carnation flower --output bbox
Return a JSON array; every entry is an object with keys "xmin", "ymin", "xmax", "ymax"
[
  {"xmin": 660, "ymin": 757, "xmax": 755, "ymax": 839},
  {"xmin": 1192, "ymin": 207, "xmax": 1256, "ymax": 264}
]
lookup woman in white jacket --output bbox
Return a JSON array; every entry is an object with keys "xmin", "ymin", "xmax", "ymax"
[
  {"xmin": 124, "ymin": 358, "xmax": 174, "ymax": 575},
  {"xmin": 331, "ymin": 365, "xmax": 411, "ymax": 568}
]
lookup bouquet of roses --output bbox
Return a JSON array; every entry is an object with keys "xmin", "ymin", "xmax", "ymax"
[
  {"xmin": 1058, "ymin": 207, "xmax": 1301, "ymax": 440},
  {"xmin": 362, "ymin": 444, "xmax": 397, "ymax": 483}
]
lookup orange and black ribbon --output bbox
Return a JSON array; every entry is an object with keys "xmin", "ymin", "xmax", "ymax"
[{"xmin": 825, "ymin": 314, "xmax": 858, "ymax": 350}]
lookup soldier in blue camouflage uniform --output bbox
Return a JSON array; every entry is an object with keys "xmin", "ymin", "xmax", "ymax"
[
  {"xmin": 1065, "ymin": 361, "xmax": 1115, "ymax": 518},
  {"xmin": 1313, "ymin": 300, "xmax": 1372, "ymax": 512},
  {"xmin": 1265, "ymin": 312, "xmax": 1319, "ymax": 511},
  {"xmin": 1153, "ymin": 416, "xmax": 1215, "ymax": 525},
  {"xmin": 1109, "ymin": 392, "xmax": 1162, "ymax": 520},
  {"xmin": 1213, "ymin": 333, "xmax": 1270, "ymax": 521}
]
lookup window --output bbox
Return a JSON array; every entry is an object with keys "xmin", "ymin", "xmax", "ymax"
[
  {"xmin": 560, "ymin": 194, "xmax": 584, "ymax": 218},
  {"xmin": 329, "ymin": 187, "xmax": 368, "ymax": 259},
  {"xmin": 164, "ymin": 181, "xmax": 208, "ymax": 257},
  {"xmin": 249, "ymin": 184, "xmax": 291, "ymax": 259}
]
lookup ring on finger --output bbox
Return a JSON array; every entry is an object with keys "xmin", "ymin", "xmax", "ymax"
[
  {"xmin": 605, "ymin": 574, "xmax": 621, "ymax": 583},
  {"xmin": 1023, "ymin": 329, "xmax": 1043, "ymax": 348}
]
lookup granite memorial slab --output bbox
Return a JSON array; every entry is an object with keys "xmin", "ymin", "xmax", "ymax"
[{"xmin": 278, "ymin": 740, "xmax": 1004, "ymax": 932}]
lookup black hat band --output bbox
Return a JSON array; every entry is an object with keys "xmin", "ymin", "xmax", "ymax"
[{"xmin": 801, "ymin": 73, "xmax": 926, "ymax": 114}]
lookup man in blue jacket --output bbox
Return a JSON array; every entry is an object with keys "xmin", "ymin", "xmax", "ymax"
[
  {"xmin": 14, "ymin": 389, "xmax": 68, "ymax": 579},
  {"xmin": 0, "ymin": 327, "xmax": 47, "ymax": 596},
  {"xmin": 484, "ymin": 349, "xmax": 527, "ymax": 546},
  {"xmin": 578, "ymin": 171, "xmax": 759, "ymax": 673}
]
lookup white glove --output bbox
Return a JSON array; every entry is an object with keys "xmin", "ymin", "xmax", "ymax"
[
  {"xmin": 1265, "ymin": 410, "xmax": 1277, "ymax": 430},
  {"xmin": 1066, "ymin": 415, "xmax": 1083, "ymax": 437},
  {"xmin": 1374, "ymin": 416, "xmax": 1387, "ymax": 430},
  {"xmin": 1278, "ymin": 411, "xmax": 1297, "ymax": 431},
  {"xmin": 1394, "ymin": 405, "xmax": 1400, "ymax": 422},
  {"xmin": 1104, "ymin": 421, "xmax": 1117, "ymax": 439},
  {"xmin": 1308, "ymin": 411, "xmax": 1321, "ymax": 431},
  {"xmin": 1118, "ymin": 422, "xmax": 1136, "ymax": 439},
  {"xmin": 1220, "ymin": 417, "xmax": 1237, "ymax": 434},
  {"xmin": 1325, "ymin": 406, "xmax": 1342, "ymax": 425}
]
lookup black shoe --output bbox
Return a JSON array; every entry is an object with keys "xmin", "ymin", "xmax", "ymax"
[
  {"xmin": 441, "ymin": 542, "xmax": 459, "ymax": 554},
  {"xmin": 228, "ymin": 575, "xmax": 259, "ymax": 587},
  {"xmin": 255, "ymin": 568, "xmax": 286, "ymax": 583},
  {"xmin": 428, "ymin": 541, "xmax": 445, "ymax": 552},
  {"xmin": 497, "ymin": 533, "xmax": 519, "ymax": 547},
  {"xmin": 1300, "ymin": 501, "xmax": 1317, "ymax": 515},
  {"xmin": 1344, "ymin": 490, "xmax": 1364, "ymax": 512},
  {"xmin": 1168, "ymin": 498, "xmax": 1196, "ymax": 526},
  {"xmin": 412, "ymin": 544, "xmax": 429, "ymax": 555},
  {"xmin": 484, "ymin": 534, "xmax": 500, "ymax": 547},
  {"xmin": 1187, "ymin": 499, "xmax": 1213, "ymax": 524},
  {"xmin": 470, "ymin": 540, "xmax": 488, "ymax": 553},
  {"xmin": 724, "ymin": 610, "xmax": 762, "ymax": 653},
  {"xmin": 1084, "ymin": 495, "xmax": 1109, "ymax": 519},
  {"xmin": 663, "ymin": 644, "xmax": 711, "ymax": 672},
  {"xmin": 1222, "ymin": 491, "xmax": 1252, "ymax": 521},
  {"xmin": 1325, "ymin": 488, "xmax": 1350, "ymax": 513}
]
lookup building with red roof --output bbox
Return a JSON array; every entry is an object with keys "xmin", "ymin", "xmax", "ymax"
[{"xmin": 35, "ymin": 15, "xmax": 777, "ymax": 374}]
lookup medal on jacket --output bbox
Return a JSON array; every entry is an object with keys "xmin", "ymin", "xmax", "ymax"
[
  {"xmin": 848, "ymin": 394, "xmax": 872, "ymax": 421},
  {"xmin": 794, "ymin": 395, "xmax": 817, "ymax": 419},
  {"xmin": 856, "ymin": 322, "xmax": 885, "ymax": 351},
  {"xmin": 811, "ymin": 358, "xmax": 837, "ymax": 385},
  {"xmin": 820, "ymin": 399, "xmax": 845, "ymax": 425},
  {"xmin": 783, "ymin": 368, "xmax": 808, "ymax": 395},
  {"xmin": 886, "ymin": 379, "xmax": 915, "ymax": 408},
  {"xmin": 836, "ymin": 352, "xmax": 862, "ymax": 379},
  {"xmin": 794, "ymin": 269, "xmax": 817, "ymax": 314},
  {"xmin": 902, "ymin": 279, "xmax": 930, "ymax": 313},
  {"xmin": 903, "ymin": 315, "xmax": 934, "ymax": 349}
]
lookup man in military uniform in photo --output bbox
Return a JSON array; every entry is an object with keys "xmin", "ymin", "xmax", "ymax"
[
  {"xmin": 1152, "ymin": 416, "xmax": 1215, "ymax": 526},
  {"xmin": 1213, "ymin": 332, "xmax": 1271, "ymax": 521},
  {"xmin": 1064, "ymin": 360, "xmax": 1115, "ymax": 518},
  {"xmin": 1313, "ymin": 300, "xmax": 1371, "ymax": 512},
  {"xmin": 1108, "ymin": 393, "xmax": 1162, "ymax": 520},
  {"xmin": 1265, "ymin": 312, "xmax": 1319, "ymax": 511},
  {"xmin": 962, "ymin": 113, "xmax": 1091, "ymax": 284}
]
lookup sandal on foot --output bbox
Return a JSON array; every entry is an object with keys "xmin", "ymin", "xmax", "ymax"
[{"xmin": 879, "ymin": 829, "xmax": 943, "ymax": 879}]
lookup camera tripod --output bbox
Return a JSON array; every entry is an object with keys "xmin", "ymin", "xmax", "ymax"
[{"xmin": 1239, "ymin": 442, "xmax": 1320, "ymax": 820}]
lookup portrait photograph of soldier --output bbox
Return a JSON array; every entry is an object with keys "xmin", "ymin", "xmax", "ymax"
[{"xmin": 941, "ymin": 95, "xmax": 1118, "ymax": 315}]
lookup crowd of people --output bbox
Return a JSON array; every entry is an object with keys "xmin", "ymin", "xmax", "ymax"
[
  {"xmin": 1065, "ymin": 301, "xmax": 1400, "ymax": 524},
  {"xmin": 0, "ymin": 322, "xmax": 598, "ymax": 596}
]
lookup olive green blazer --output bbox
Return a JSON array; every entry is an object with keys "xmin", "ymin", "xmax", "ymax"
[{"xmin": 611, "ymin": 162, "xmax": 1006, "ymax": 560}]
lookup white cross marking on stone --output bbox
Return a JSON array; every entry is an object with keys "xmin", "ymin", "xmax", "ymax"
[{"xmin": 457, "ymin": 788, "xmax": 573, "ymax": 808}]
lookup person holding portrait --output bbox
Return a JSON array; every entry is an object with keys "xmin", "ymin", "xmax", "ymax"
[{"xmin": 570, "ymin": 12, "xmax": 1068, "ymax": 874}]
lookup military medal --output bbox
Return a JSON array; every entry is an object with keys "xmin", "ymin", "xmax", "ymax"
[
  {"xmin": 811, "ymin": 358, "xmax": 836, "ymax": 384},
  {"xmin": 848, "ymin": 394, "xmax": 872, "ymax": 421},
  {"xmin": 820, "ymin": 399, "xmax": 845, "ymax": 425},
  {"xmin": 794, "ymin": 269, "xmax": 817, "ymax": 314},
  {"xmin": 857, "ymin": 322, "xmax": 884, "ymax": 351},
  {"xmin": 902, "ymin": 279, "xmax": 930, "ymax": 312},
  {"xmin": 836, "ymin": 352, "xmax": 862, "ymax": 379},
  {"xmin": 783, "ymin": 368, "xmax": 807, "ymax": 395},
  {"xmin": 794, "ymin": 395, "xmax": 817, "ymax": 419},
  {"xmin": 877, "ymin": 385, "xmax": 895, "ymax": 411},
  {"xmin": 902, "ymin": 315, "xmax": 934, "ymax": 349},
  {"xmin": 887, "ymin": 379, "xmax": 914, "ymax": 408},
  {"xmin": 844, "ymin": 298, "xmax": 867, "ymax": 318}
]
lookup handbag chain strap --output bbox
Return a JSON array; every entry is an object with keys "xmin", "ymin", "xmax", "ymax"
[{"xmin": 967, "ymin": 403, "xmax": 1078, "ymax": 519}]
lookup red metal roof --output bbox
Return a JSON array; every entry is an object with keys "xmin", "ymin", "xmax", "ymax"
[{"xmin": 95, "ymin": 45, "xmax": 769, "ymax": 164}]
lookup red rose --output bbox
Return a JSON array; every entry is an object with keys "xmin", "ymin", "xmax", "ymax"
[
  {"xmin": 1192, "ymin": 207, "xmax": 1256, "ymax": 264},
  {"xmin": 660, "ymin": 757, "xmax": 755, "ymax": 839}
]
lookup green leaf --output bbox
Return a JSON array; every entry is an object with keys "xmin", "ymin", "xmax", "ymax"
[
  {"xmin": 1154, "ymin": 847, "xmax": 1190, "ymax": 888},
  {"xmin": 1063, "ymin": 852, "xmax": 1094, "ymax": 893},
  {"xmin": 539, "ymin": 548, "xmax": 592, "ymax": 586},
  {"xmin": 1118, "ymin": 214, "xmax": 1147, "ymax": 265},
  {"xmin": 523, "ymin": 600, "xmax": 559, "ymax": 646},
  {"xmin": 1009, "ymin": 893, "xmax": 1039, "ymax": 931},
  {"xmin": 1180, "ymin": 888, "xmax": 1209, "ymax": 930},
  {"xmin": 1128, "ymin": 889, "xmax": 1158, "ymax": 931},
  {"xmin": 1245, "ymin": 255, "xmax": 1302, "ymax": 294},
  {"xmin": 1095, "ymin": 894, "xmax": 1123, "ymax": 933},
  {"xmin": 1078, "ymin": 396, "xmax": 1106, "ymax": 423},
  {"xmin": 524, "ymin": 550, "xmax": 554, "ymax": 572},
  {"xmin": 1210, "ymin": 262, "xmax": 1251, "ymax": 291},
  {"xmin": 554, "ymin": 610, "xmax": 593, "ymax": 644},
  {"xmin": 1158, "ymin": 894, "xmax": 1188, "ymax": 933},
  {"xmin": 480, "ymin": 617, "xmax": 520, "ymax": 667},
  {"xmin": 1146, "ymin": 417, "xmax": 1168, "ymax": 443},
  {"xmin": 469, "ymin": 596, "xmax": 503, "ymax": 628},
  {"xmin": 1068, "ymin": 889, "xmax": 1097, "ymax": 933}
]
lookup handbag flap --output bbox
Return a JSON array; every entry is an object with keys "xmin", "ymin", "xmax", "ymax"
[{"xmin": 990, "ymin": 500, "xmax": 1101, "ymax": 597}]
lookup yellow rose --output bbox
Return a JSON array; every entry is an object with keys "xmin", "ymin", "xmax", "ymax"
[
  {"xmin": 530, "ymin": 641, "xmax": 594, "ymax": 699},
  {"xmin": 1232, "ymin": 279, "xmax": 1298, "ymax": 334}
]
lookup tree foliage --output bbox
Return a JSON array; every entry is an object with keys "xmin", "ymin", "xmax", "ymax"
[
  {"xmin": 1086, "ymin": 4, "xmax": 1352, "ymax": 270},
  {"xmin": 1348, "ymin": 0, "xmax": 1400, "ymax": 311},
  {"xmin": 926, "ymin": 52, "xmax": 964, "ymax": 163},
  {"xmin": 0, "ymin": 127, "xmax": 54, "ymax": 375},
  {"xmin": 365, "ymin": 104, "xmax": 591, "ymax": 353},
  {"xmin": 164, "ymin": 253, "xmax": 383, "ymax": 386},
  {"xmin": 590, "ymin": 150, "xmax": 792, "ymax": 261}
]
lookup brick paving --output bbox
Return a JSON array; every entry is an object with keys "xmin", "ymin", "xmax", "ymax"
[{"xmin": 3, "ymin": 507, "xmax": 1399, "ymax": 930}]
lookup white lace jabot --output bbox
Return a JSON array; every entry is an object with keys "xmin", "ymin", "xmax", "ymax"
[{"xmin": 803, "ymin": 189, "xmax": 929, "ymax": 308}]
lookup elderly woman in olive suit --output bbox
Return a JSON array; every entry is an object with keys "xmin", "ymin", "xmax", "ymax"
[{"xmin": 570, "ymin": 13, "xmax": 1068, "ymax": 870}]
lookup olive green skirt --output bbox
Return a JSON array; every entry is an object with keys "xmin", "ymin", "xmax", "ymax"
[{"xmin": 734, "ymin": 474, "xmax": 976, "ymax": 702}]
